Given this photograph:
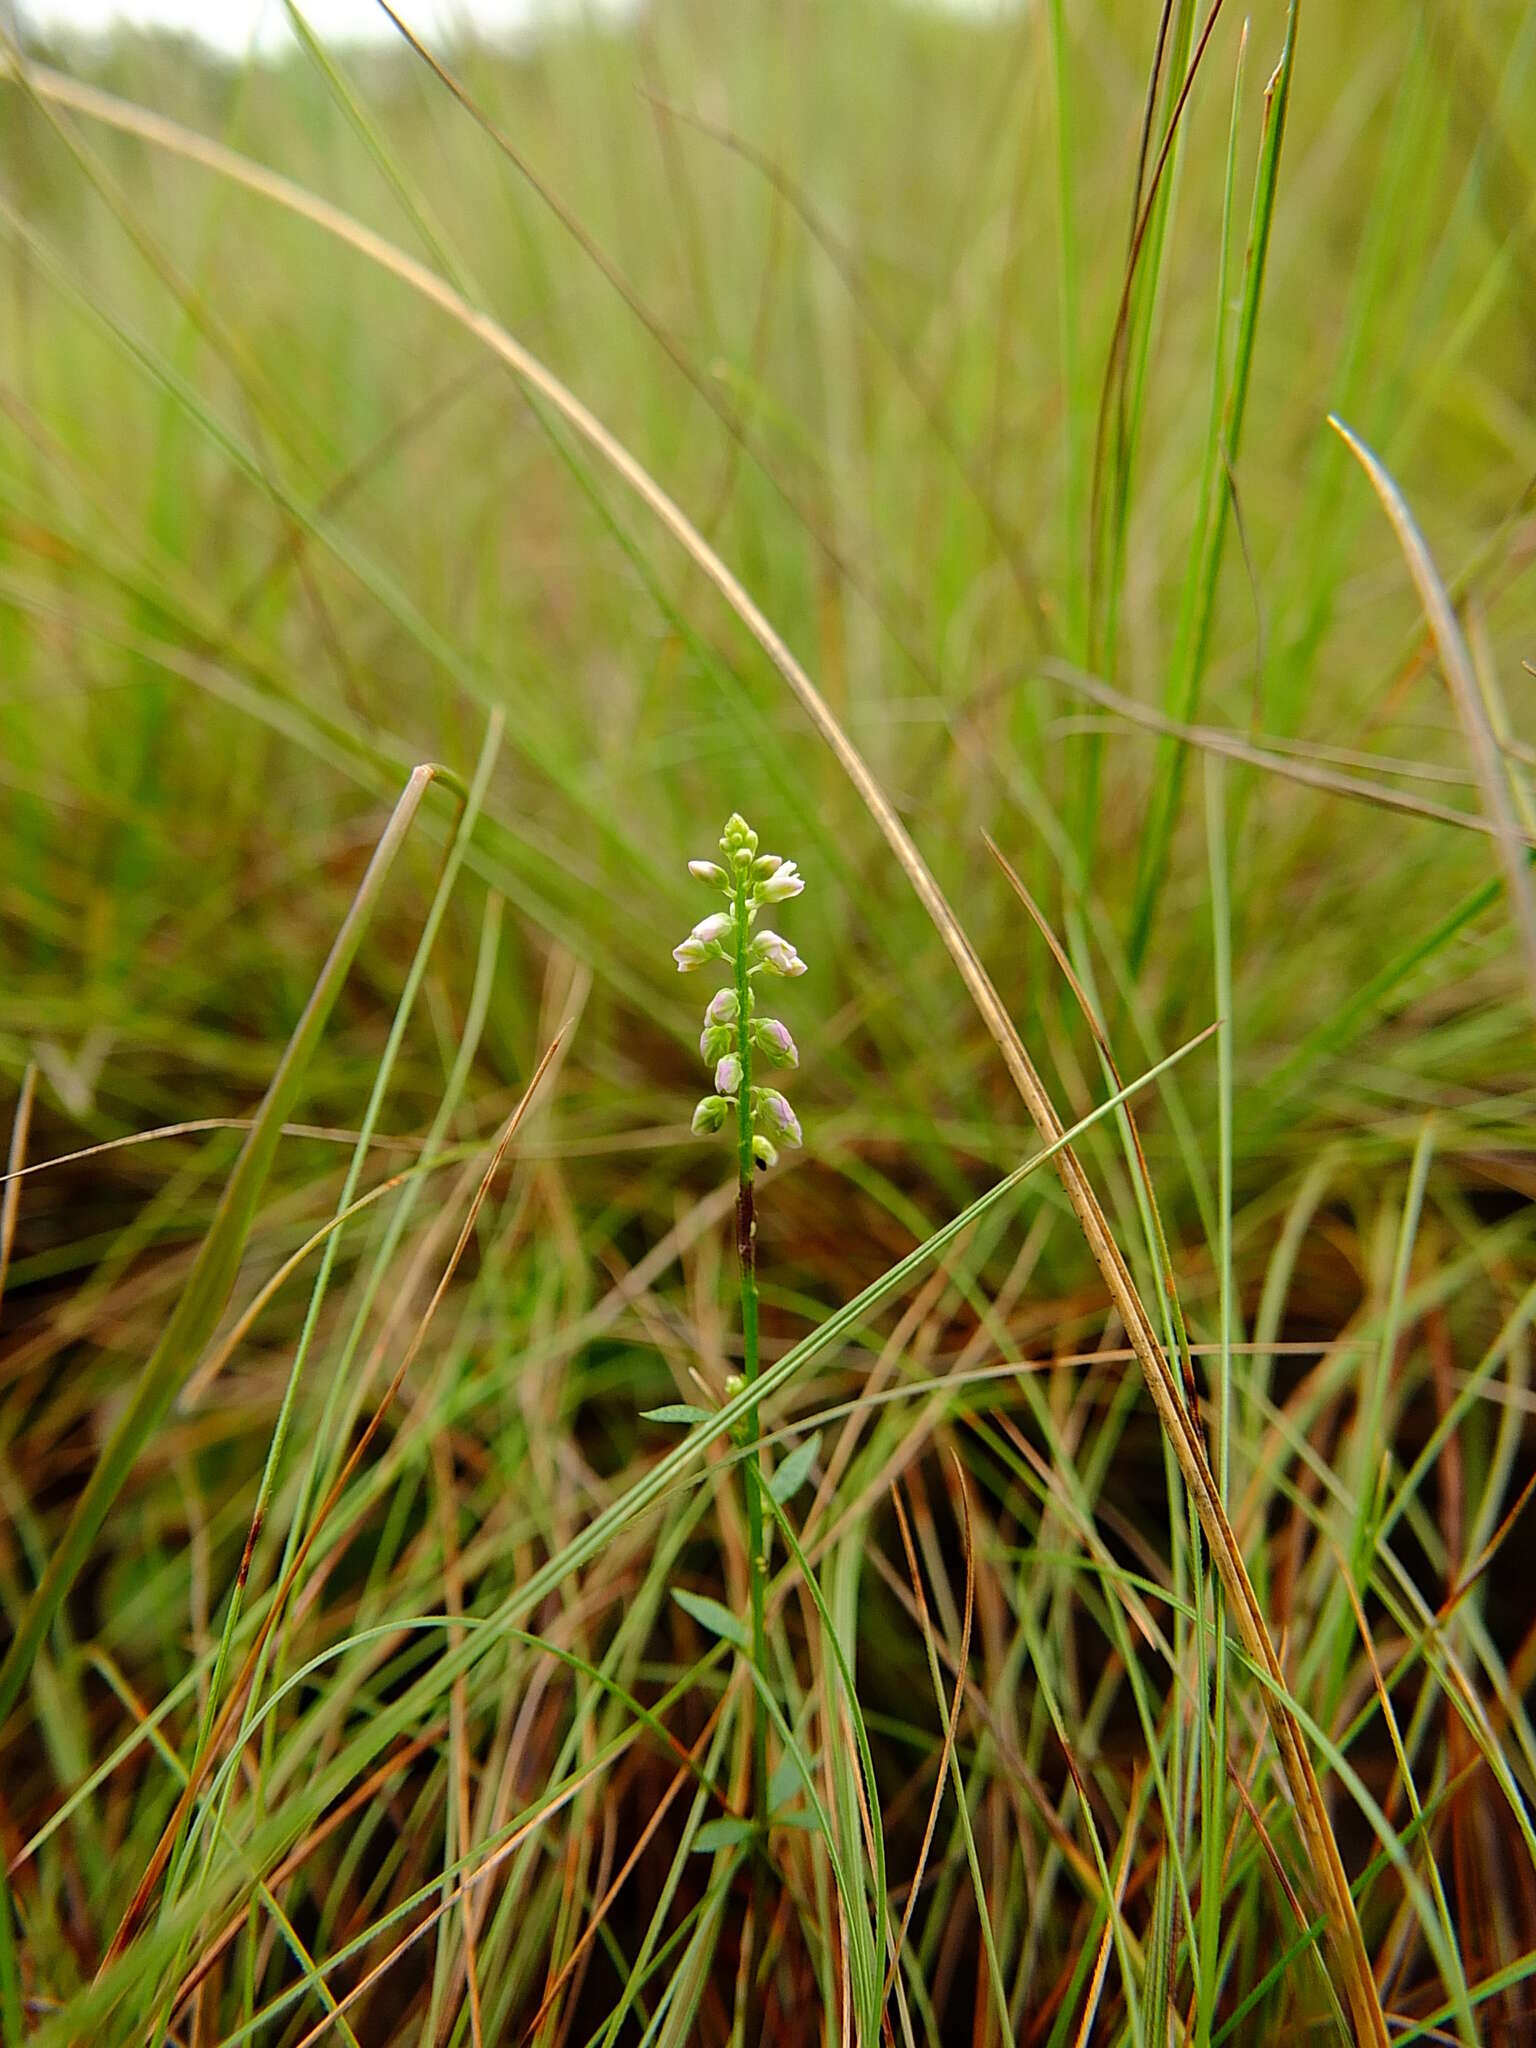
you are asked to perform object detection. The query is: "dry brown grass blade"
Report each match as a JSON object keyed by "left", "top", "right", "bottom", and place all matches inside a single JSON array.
[
  {"left": 0, "top": 1118, "right": 426, "bottom": 1186},
  {"left": 1034, "top": 658, "right": 1536, "bottom": 842},
  {"left": 1071, "top": 1778, "right": 1141, "bottom": 2048},
  {"left": 2, "top": 63, "right": 1386, "bottom": 2039},
  {"left": 1439, "top": 1467, "right": 1536, "bottom": 1623}
]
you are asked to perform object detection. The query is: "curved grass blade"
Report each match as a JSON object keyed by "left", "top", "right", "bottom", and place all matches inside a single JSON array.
[{"left": 1329, "top": 413, "right": 1536, "bottom": 1014}]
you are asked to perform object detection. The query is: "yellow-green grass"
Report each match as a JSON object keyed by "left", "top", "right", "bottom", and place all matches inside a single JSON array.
[{"left": 1, "top": 3, "right": 1534, "bottom": 2043}]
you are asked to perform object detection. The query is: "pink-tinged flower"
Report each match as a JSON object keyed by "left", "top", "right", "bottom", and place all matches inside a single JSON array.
[
  {"left": 750, "top": 930, "right": 806, "bottom": 977},
  {"left": 688, "top": 859, "right": 729, "bottom": 887},
  {"left": 691, "top": 1095, "right": 730, "bottom": 1135},
  {"left": 703, "top": 987, "right": 739, "bottom": 1026},
  {"left": 755, "top": 1089, "right": 802, "bottom": 1147},
  {"left": 714, "top": 1053, "right": 743, "bottom": 1096},
  {"left": 755, "top": 859, "right": 803, "bottom": 903},
  {"left": 672, "top": 911, "right": 732, "bottom": 972},
  {"left": 753, "top": 1017, "right": 798, "bottom": 1067}
]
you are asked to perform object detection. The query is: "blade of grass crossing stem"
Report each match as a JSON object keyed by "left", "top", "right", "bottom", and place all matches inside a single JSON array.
[
  {"left": 0, "top": 764, "right": 441, "bottom": 1727},
  {"left": 1329, "top": 415, "right": 1536, "bottom": 1014},
  {"left": 2, "top": 72, "right": 1388, "bottom": 2036},
  {"left": 161, "top": 718, "right": 501, "bottom": 1940},
  {"left": 1129, "top": 0, "right": 1299, "bottom": 971}
]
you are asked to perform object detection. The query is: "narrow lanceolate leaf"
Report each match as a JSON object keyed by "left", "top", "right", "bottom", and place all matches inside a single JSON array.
[
  {"left": 0, "top": 766, "right": 443, "bottom": 1726},
  {"left": 671, "top": 1589, "right": 749, "bottom": 1652},
  {"left": 689, "top": 1817, "right": 755, "bottom": 1854},
  {"left": 642, "top": 1404, "right": 715, "bottom": 1426},
  {"left": 768, "top": 1429, "right": 822, "bottom": 1505}
]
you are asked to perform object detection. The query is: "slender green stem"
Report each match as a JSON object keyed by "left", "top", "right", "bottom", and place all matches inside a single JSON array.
[{"left": 731, "top": 870, "right": 770, "bottom": 1843}]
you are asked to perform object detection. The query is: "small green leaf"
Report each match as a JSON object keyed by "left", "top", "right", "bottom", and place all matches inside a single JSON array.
[
  {"left": 691, "top": 1816, "right": 756, "bottom": 1854},
  {"left": 672, "top": 1588, "right": 749, "bottom": 1650},
  {"left": 642, "top": 1404, "right": 713, "bottom": 1426},
  {"left": 769, "top": 1430, "right": 822, "bottom": 1504},
  {"left": 768, "top": 1752, "right": 807, "bottom": 1810}
]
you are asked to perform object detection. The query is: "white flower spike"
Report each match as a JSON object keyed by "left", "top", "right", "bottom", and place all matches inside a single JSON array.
[{"left": 682, "top": 813, "right": 807, "bottom": 1169}]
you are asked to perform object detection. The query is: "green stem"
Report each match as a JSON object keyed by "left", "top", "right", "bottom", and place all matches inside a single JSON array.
[{"left": 732, "top": 871, "right": 770, "bottom": 1844}]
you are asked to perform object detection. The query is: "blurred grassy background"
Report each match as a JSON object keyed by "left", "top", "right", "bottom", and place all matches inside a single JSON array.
[{"left": 2, "top": 1, "right": 1535, "bottom": 2041}]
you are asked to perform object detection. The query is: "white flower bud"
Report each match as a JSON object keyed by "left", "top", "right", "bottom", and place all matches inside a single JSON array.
[
  {"left": 690, "top": 1095, "right": 731, "bottom": 1135},
  {"left": 753, "top": 1017, "right": 798, "bottom": 1067},
  {"left": 673, "top": 911, "right": 731, "bottom": 971},
  {"left": 754, "top": 1088, "right": 802, "bottom": 1147},
  {"left": 754, "top": 860, "right": 804, "bottom": 904},
  {"left": 751, "top": 1133, "right": 778, "bottom": 1171},
  {"left": 751, "top": 853, "right": 783, "bottom": 879},
  {"left": 688, "top": 859, "right": 730, "bottom": 887},
  {"left": 714, "top": 1052, "right": 743, "bottom": 1096},
  {"left": 720, "top": 812, "right": 758, "bottom": 858},
  {"left": 750, "top": 930, "right": 806, "bottom": 977},
  {"left": 703, "top": 987, "right": 739, "bottom": 1026}
]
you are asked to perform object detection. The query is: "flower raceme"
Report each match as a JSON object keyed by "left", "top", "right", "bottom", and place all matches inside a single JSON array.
[{"left": 676, "top": 813, "right": 805, "bottom": 1170}]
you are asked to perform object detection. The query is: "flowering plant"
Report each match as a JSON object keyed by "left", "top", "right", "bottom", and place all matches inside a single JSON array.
[
  {"left": 672, "top": 811, "right": 807, "bottom": 1848},
  {"left": 675, "top": 812, "right": 805, "bottom": 1172}
]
